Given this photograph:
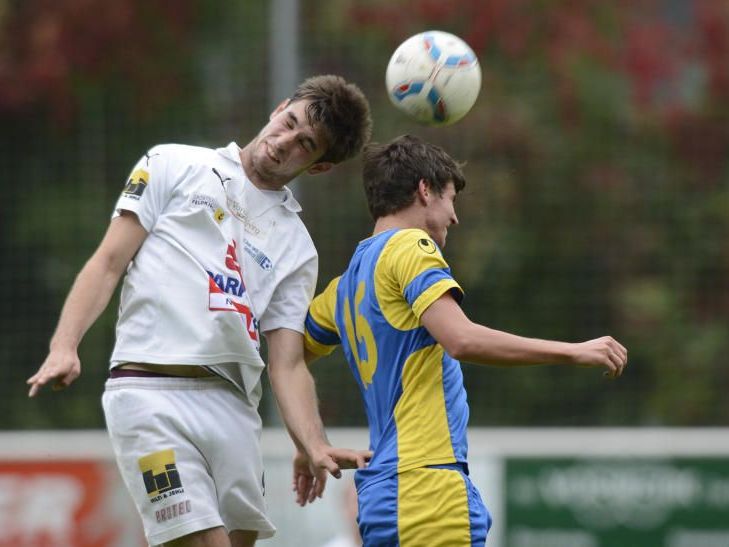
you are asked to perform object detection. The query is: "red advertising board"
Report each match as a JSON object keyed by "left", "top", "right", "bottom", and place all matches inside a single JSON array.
[{"left": 0, "top": 460, "right": 144, "bottom": 547}]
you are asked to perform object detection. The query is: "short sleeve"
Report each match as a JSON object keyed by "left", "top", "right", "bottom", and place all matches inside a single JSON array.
[
  {"left": 258, "top": 248, "right": 318, "bottom": 334},
  {"left": 304, "top": 277, "right": 341, "bottom": 357},
  {"left": 385, "top": 230, "right": 463, "bottom": 320},
  {"left": 113, "top": 145, "right": 173, "bottom": 231}
]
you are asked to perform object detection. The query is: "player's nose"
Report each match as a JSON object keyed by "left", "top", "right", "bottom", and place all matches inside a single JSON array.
[{"left": 276, "top": 131, "right": 297, "bottom": 150}]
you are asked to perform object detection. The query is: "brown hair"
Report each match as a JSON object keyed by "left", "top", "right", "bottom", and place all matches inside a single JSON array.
[
  {"left": 362, "top": 134, "right": 466, "bottom": 220},
  {"left": 290, "top": 75, "right": 372, "bottom": 164}
]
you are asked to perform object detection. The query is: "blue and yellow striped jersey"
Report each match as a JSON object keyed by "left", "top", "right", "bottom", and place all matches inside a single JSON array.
[{"left": 305, "top": 228, "right": 470, "bottom": 486}]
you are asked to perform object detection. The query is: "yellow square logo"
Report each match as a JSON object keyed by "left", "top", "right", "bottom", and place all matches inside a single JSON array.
[{"left": 138, "top": 449, "right": 182, "bottom": 498}]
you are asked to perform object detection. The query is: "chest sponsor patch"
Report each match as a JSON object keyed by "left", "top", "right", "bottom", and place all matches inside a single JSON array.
[{"left": 207, "top": 240, "right": 260, "bottom": 347}]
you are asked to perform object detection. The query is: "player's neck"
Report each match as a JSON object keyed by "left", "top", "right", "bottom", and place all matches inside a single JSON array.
[
  {"left": 238, "top": 143, "right": 288, "bottom": 191},
  {"left": 373, "top": 211, "right": 424, "bottom": 236}
]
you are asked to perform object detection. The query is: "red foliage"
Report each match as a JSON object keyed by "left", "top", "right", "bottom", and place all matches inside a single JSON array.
[
  {"left": 0, "top": 0, "right": 196, "bottom": 124},
  {"left": 623, "top": 21, "right": 678, "bottom": 108},
  {"left": 349, "top": 1, "right": 708, "bottom": 113},
  {"left": 695, "top": 0, "right": 729, "bottom": 101}
]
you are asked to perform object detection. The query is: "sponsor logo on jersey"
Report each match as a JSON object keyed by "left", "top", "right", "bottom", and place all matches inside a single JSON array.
[
  {"left": 190, "top": 193, "right": 226, "bottom": 223},
  {"left": 208, "top": 240, "right": 260, "bottom": 345},
  {"left": 190, "top": 193, "right": 220, "bottom": 211},
  {"left": 138, "top": 449, "right": 184, "bottom": 502},
  {"left": 225, "top": 197, "right": 263, "bottom": 236},
  {"left": 122, "top": 169, "right": 148, "bottom": 199},
  {"left": 418, "top": 238, "right": 436, "bottom": 254},
  {"left": 210, "top": 167, "right": 263, "bottom": 234},
  {"left": 212, "top": 167, "right": 231, "bottom": 187},
  {"left": 207, "top": 271, "right": 245, "bottom": 297},
  {"left": 144, "top": 151, "right": 160, "bottom": 164},
  {"left": 243, "top": 239, "right": 273, "bottom": 271}
]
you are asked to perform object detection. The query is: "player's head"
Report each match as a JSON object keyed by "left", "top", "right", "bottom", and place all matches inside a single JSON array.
[
  {"left": 244, "top": 75, "right": 372, "bottom": 188},
  {"left": 362, "top": 134, "right": 465, "bottom": 247},
  {"left": 288, "top": 75, "right": 372, "bottom": 164}
]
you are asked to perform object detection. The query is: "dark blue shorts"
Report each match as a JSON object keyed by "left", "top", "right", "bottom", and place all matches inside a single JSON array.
[{"left": 357, "top": 464, "right": 491, "bottom": 546}]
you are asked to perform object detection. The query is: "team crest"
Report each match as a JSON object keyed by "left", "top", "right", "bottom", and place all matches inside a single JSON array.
[
  {"left": 417, "top": 238, "right": 436, "bottom": 254},
  {"left": 123, "top": 169, "right": 149, "bottom": 198}
]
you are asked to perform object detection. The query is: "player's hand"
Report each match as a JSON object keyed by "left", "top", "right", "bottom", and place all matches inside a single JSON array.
[
  {"left": 292, "top": 450, "right": 318, "bottom": 507},
  {"left": 569, "top": 336, "right": 628, "bottom": 379},
  {"left": 292, "top": 446, "right": 371, "bottom": 506},
  {"left": 322, "top": 446, "right": 372, "bottom": 471},
  {"left": 27, "top": 349, "right": 81, "bottom": 397}
]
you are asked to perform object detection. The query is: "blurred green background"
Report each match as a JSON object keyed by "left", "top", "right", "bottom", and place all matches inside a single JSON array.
[{"left": 2, "top": 0, "right": 727, "bottom": 430}]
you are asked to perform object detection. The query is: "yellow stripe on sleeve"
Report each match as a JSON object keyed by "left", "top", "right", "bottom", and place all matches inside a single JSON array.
[
  {"left": 375, "top": 229, "right": 460, "bottom": 330},
  {"left": 304, "top": 276, "right": 341, "bottom": 356},
  {"left": 411, "top": 278, "right": 462, "bottom": 319},
  {"left": 304, "top": 330, "right": 336, "bottom": 357}
]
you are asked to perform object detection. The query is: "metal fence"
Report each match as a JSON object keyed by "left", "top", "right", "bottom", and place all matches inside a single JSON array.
[{"left": 2, "top": 0, "right": 728, "bottom": 430}]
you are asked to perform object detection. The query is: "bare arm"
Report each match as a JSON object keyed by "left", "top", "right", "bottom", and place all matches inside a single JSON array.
[
  {"left": 27, "top": 212, "right": 148, "bottom": 396},
  {"left": 420, "top": 293, "right": 627, "bottom": 377},
  {"left": 266, "top": 328, "right": 369, "bottom": 505},
  {"left": 267, "top": 328, "right": 331, "bottom": 458}
]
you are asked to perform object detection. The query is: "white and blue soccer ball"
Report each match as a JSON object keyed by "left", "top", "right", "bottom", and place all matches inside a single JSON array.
[{"left": 386, "top": 30, "right": 482, "bottom": 126}]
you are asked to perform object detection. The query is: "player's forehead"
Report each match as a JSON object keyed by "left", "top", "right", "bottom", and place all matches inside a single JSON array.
[
  {"left": 442, "top": 180, "right": 458, "bottom": 197},
  {"left": 283, "top": 99, "right": 330, "bottom": 151}
]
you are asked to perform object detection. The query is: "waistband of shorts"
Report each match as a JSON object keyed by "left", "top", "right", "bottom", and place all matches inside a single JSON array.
[
  {"left": 104, "top": 375, "right": 232, "bottom": 392},
  {"left": 356, "top": 461, "right": 470, "bottom": 493},
  {"left": 110, "top": 368, "right": 181, "bottom": 379},
  {"left": 426, "top": 462, "right": 470, "bottom": 475}
]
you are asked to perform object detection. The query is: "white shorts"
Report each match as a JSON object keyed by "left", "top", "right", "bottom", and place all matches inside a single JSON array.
[{"left": 102, "top": 376, "right": 276, "bottom": 546}]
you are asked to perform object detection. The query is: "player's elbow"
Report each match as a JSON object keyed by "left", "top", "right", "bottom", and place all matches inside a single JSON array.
[{"left": 440, "top": 331, "right": 473, "bottom": 362}]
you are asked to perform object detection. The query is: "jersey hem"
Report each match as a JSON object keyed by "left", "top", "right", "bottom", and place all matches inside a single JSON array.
[{"left": 109, "top": 353, "right": 264, "bottom": 368}]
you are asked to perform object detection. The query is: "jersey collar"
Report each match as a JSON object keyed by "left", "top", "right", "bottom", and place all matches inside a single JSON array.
[{"left": 216, "top": 142, "right": 302, "bottom": 214}]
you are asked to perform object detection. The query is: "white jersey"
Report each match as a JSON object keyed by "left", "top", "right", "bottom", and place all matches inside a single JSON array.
[{"left": 110, "top": 142, "right": 318, "bottom": 404}]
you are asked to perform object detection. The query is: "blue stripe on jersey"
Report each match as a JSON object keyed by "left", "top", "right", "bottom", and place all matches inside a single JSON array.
[
  {"left": 403, "top": 267, "right": 459, "bottom": 308},
  {"left": 305, "top": 312, "right": 340, "bottom": 346},
  {"left": 323, "top": 228, "right": 470, "bottom": 490},
  {"left": 441, "top": 352, "right": 470, "bottom": 464}
]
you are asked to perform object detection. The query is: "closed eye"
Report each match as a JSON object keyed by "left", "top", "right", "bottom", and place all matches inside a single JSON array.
[
  {"left": 299, "top": 138, "right": 315, "bottom": 153},
  {"left": 286, "top": 112, "right": 298, "bottom": 129}
]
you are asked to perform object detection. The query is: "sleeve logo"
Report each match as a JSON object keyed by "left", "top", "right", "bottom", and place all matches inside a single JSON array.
[
  {"left": 123, "top": 169, "right": 149, "bottom": 198},
  {"left": 417, "top": 238, "right": 436, "bottom": 254}
]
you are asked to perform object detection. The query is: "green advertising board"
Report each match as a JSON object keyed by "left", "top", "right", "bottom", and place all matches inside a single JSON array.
[{"left": 505, "top": 457, "right": 729, "bottom": 547}]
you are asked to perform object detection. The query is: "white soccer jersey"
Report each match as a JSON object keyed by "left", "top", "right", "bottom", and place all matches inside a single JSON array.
[{"left": 110, "top": 142, "right": 318, "bottom": 403}]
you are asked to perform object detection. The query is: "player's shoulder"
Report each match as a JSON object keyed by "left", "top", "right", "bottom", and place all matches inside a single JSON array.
[
  {"left": 322, "top": 275, "right": 342, "bottom": 294},
  {"left": 279, "top": 211, "right": 316, "bottom": 251},
  {"left": 144, "top": 143, "right": 217, "bottom": 164},
  {"left": 385, "top": 228, "right": 440, "bottom": 257}
]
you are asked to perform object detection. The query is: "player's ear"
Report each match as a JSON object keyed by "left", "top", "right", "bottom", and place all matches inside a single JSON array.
[
  {"left": 306, "top": 162, "right": 333, "bottom": 176},
  {"left": 270, "top": 99, "right": 290, "bottom": 120},
  {"left": 416, "top": 179, "right": 430, "bottom": 204}
]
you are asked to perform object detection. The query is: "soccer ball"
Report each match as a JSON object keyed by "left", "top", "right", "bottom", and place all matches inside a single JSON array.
[{"left": 386, "top": 30, "right": 481, "bottom": 126}]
